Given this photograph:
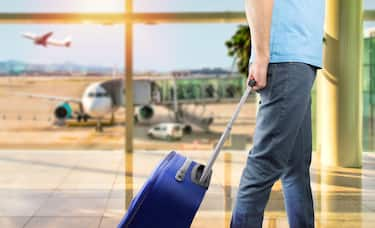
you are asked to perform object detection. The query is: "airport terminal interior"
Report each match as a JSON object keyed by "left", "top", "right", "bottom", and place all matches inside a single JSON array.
[{"left": 0, "top": 0, "right": 375, "bottom": 227}]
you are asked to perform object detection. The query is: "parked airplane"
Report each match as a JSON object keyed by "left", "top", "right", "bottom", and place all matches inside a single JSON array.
[
  {"left": 20, "top": 79, "right": 155, "bottom": 131},
  {"left": 22, "top": 32, "right": 72, "bottom": 48},
  {"left": 19, "top": 74, "right": 247, "bottom": 132}
]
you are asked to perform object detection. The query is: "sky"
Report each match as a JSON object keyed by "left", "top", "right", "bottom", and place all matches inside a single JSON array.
[{"left": 0, "top": 0, "right": 374, "bottom": 72}]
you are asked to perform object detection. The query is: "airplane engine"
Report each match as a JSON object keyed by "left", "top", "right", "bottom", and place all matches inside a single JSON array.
[
  {"left": 135, "top": 105, "right": 154, "bottom": 122},
  {"left": 54, "top": 102, "right": 72, "bottom": 120}
]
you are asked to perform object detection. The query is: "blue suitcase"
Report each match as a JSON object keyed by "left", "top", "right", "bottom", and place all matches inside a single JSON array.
[{"left": 118, "top": 81, "right": 256, "bottom": 228}]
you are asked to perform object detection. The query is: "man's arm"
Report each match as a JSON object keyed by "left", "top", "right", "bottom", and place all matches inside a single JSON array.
[{"left": 245, "top": 0, "right": 274, "bottom": 90}]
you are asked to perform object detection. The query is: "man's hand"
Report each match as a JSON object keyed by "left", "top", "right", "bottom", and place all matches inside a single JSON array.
[
  {"left": 248, "top": 57, "right": 269, "bottom": 91},
  {"left": 245, "top": 0, "right": 274, "bottom": 90}
]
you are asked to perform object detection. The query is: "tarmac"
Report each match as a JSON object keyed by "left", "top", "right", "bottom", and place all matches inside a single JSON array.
[
  {"left": 0, "top": 76, "right": 257, "bottom": 151},
  {"left": 0, "top": 149, "right": 374, "bottom": 228}
]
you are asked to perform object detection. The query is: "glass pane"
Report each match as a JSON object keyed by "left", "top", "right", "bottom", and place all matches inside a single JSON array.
[
  {"left": 0, "top": 24, "right": 124, "bottom": 150},
  {"left": 131, "top": 23, "right": 256, "bottom": 152},
  {"left": 0, "top": 24, "right": 124, "bottom": 67},
  {"left": 134, "top": 24, "right": 239, "bottom": 72}
]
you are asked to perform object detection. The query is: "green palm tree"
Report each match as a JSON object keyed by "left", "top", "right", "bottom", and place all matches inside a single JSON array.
[{"left": 225, "top": 25, "right": 251, "bottom": 76}]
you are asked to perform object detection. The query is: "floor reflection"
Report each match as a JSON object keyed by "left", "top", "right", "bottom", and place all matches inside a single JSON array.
[
  {"left": 223, "top": 152, "right": 233, "bottom": 228},
  {"left": 124, "top": 152, "right": 134, "bottom": 209},
  {"left": 123, "top": 151, "right": 375, "bottom": 227},
  {"left": 0, "top": 149, "right": 373, "bottom": 227}
]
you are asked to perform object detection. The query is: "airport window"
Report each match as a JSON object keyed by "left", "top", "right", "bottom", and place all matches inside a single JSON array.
[
  {"left": 134, "top": 24, "right": 240, "bottom": 74},
  {"left": 0, "top": 3, "right": 251, "bottom": 157},
  {"left": 1, "top": 9, "right": 373, "bottom": 153},
  {"left": 1, "top": 3, "right": 375, "bottom": 228}
]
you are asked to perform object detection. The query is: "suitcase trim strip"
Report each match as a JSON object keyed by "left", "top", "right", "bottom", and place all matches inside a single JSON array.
[{"left": 175, "top": 158, "right": 192, "bottom": 182}]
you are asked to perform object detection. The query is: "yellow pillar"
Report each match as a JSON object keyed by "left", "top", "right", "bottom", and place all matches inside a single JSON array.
[
  {"left": 125, "top": 0, "right": 134, "bottom": 153},
  {"left": 317, "top": 0, "right": 363, "bottom": 167},
  {"left": 124, "top": 0, "right": 134, "bottom": 210}
]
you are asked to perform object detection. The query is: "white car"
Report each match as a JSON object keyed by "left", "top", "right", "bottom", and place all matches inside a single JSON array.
[{"left": 147, "top": 123, "right": 184, "bottom": 140}]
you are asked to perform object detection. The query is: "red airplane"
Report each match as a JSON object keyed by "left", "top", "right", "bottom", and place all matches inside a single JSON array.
[{"left": 22, "top": 32, "right": 71, "bottom": 48}]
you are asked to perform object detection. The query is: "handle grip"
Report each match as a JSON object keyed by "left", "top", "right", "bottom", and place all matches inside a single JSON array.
[{"left": 248, "top": 79, "right": 257, "bottom": 87}]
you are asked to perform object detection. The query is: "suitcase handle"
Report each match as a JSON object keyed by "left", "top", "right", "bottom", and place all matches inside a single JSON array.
[{"left": 199, "top": 79, "right": 256, "bottom": 184}]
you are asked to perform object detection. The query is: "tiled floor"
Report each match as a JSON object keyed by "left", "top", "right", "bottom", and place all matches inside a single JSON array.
[{"left": 0, "top": 149, "right": 374, "bottom": 228}]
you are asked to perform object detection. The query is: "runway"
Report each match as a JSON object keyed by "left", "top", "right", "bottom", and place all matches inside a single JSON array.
[{"left": 0, "top": 149, "right": 374, "bottom": 227}]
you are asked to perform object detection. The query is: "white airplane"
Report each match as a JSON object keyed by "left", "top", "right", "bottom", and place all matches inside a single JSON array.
[
  {"left": 22, "top": 32, "right": 72, "bottom": 48},
  {"left": 20, "top": 79, "right": 155, "bottom": 131},
  {"left": 19, "top": 75, "right": 245, "bottom": 132}
]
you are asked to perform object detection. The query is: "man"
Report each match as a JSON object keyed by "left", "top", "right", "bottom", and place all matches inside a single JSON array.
[{"left": 231, "top": 0, "right": 325, "bottom": 227}]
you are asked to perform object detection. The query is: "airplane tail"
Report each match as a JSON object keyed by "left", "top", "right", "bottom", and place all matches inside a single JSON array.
[{"left": 64, "top": 36, "right": 72, "bottom": 48}]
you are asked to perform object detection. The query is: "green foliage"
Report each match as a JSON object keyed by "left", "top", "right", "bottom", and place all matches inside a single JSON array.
[{"left": 225, "top": 25, "right": 251, "bottom": 76}]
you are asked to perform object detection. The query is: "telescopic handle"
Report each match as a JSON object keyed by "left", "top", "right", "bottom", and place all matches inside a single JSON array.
[{"left": 199, "top": 79, "right": 256, "bottom": 184}]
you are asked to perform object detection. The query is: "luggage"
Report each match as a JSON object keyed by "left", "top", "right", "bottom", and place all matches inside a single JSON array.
[{"left": 118, "top": 80, "right": 257, "bottom": 228}]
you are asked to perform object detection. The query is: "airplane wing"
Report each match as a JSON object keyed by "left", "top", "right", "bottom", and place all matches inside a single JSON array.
[
  {"left": 40, "top": 32, "right": 53, "bottom": 42},
  {"left": 15, "top": 93, "right": 81, "bottom": 104},
  {"left": 22, "top": 33, "right": 37, "bottom": 40}
]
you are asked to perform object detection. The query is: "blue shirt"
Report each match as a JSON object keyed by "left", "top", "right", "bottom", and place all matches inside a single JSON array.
[{"left": 250, "top": 0, "right": 326, "bottom": 68}]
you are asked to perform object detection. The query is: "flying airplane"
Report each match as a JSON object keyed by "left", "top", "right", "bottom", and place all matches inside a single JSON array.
[{"left": 22, "top": 32, "right": 72, "bottom": 48}]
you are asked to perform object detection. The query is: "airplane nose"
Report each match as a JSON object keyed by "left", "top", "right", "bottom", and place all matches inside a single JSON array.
[{"left": 84, "top": 98, "right": 111, "bottom": 117}]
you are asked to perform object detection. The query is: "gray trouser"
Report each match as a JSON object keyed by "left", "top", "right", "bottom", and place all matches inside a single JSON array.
[{"left": 231, "top": 63, "right": 317, "bottom": 228}]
